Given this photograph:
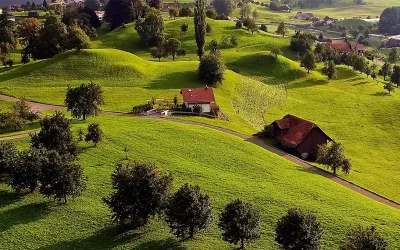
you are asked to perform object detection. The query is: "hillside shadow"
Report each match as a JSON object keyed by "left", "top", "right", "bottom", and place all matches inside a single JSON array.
[
  {"left": 0, "top": 190, "right": 21, "bottom": 208},
  {"left": 146, "top": 71, "right": 201, "bottom": 89},
  {"left": 0, "top": 202, "right": 50, "bottom": 233},
  {"left": 287, "top": 79, "right": 328, "bottom": 89},
  {"left": 371, "top": 91, "right": 390, "bottom": 96},
  {"left": 352, "top": 81, "right": 369, "bottom": 86},
  {"left": 38, "top": 226, "right": 186, "bottom": 250}
]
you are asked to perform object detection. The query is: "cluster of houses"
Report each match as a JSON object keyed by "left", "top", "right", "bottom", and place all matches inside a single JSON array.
[
  {"left": 322, "top": 41, "right": 365, "bottom": 55},
  {"left": 294, "top": 11, "right": 334, "bottom": 26}
]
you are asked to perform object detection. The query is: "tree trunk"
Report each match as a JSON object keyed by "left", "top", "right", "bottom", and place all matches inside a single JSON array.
[
  {"left": 172, "top": 54, "right": 175, "bottom": 61},
  {"left": 83, "top": 112, "right": 86, "bottom": 121},
  {"left": 64, "top": 196, "right": 67, "bottom": 204},
  {"left": 333, "top": 167, "right": 337, "bottom": 175},
  {"left": 240, "top": 238, "right": 244, "bottom": 249}
]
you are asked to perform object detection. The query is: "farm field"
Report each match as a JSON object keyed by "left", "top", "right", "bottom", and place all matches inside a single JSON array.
[{"left": 1, "top": 115, "right": 400, "bottom": 249}]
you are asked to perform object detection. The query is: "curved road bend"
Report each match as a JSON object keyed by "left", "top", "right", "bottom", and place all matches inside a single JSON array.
[{"left": 1, "top": 94, "right": 400, "bottom": 210}]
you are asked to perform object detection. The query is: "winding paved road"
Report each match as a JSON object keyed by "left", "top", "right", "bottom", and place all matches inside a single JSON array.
[{"left": 1, "top": 94, "right": 400, "bottom": 210}]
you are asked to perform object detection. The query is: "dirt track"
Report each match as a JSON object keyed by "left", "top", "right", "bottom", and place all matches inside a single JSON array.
[{"left": 1, "top": 95, "right": 400, "bottom": 210}]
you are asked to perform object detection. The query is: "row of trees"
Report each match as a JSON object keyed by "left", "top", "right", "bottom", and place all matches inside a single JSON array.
[{"left": 104, "top": 161, "right": 387, "bottom": 249}]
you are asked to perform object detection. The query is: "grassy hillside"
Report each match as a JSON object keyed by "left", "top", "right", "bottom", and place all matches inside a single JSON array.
[{"left": 1, "top": 115, "right": 400, "bottom": 249}]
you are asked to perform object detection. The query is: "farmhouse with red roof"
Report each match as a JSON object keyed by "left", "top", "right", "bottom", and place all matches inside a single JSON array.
[
  {"left": 180, "top": 86, "right": 216, "bottom": 113},
  {"left": 323, "top": 42, "right": 365, "bottom": 55},
  {"left": 266, "top": 114, "right": 332, "bottom": 159}
]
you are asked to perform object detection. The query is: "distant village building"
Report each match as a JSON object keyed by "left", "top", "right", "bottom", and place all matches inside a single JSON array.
[
  {"left": 323, "top": 41, "right": 364, "bottom": 55},
  {"left": 95, "top": 11, "right": 105, "bottom": 21},
  {"left": 294, "top": 12, "right": 314, "bottom": 20},
  {"left": 180, "top": 87, "right": 216, "bottom": 113},
  {"left": 265, "top": 114, "right": 332, "bottom": 159},
  {"left": 324, "top": 16, "right": 334, "bottom": 25}
]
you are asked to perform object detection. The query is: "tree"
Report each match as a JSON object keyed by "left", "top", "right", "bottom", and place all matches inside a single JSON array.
[
  {"left": 218, "top": 199, "right": 261, "bottom": 249},
  {"left": 65, "top": 82, "right": 104, "bottom": 120},
  {"left": 67, "top": 26, "right": 91, "bottom": 52},
  {"left": 209, "top": 39, "right": 219, "bottom": 55},
  {"left": 260, "top": 24, "right": 267, "bottom": 32},
  {"left": 379, "top": 62, "right": 391, "bottom": 81},
  {"left": 388, "top": 48, "right": 398, "bottom": 63},
  {"left": 85, "top": 123, "right": 103, "bottom": 146},
  {"left": 206, "top": 8, "right": 217, "bottom": 19},
  {"left": 379, "top": 7, "right": 400, "bottom": 35},
  {"left": 276, "top": 22, "right": 287, "bottom": 37},
  {"left": 240, "top": 3, "right": 251, "bottom": 19},
  {"left": 61, "top": 9, "right": 97, "bottom": 37},
  {"left": 247, "top": 19, "right": 258, "bottom": 35},
  {"left": 80, "top": 6, "right": 102, "bottom": 29},
  {"left": 316, "top": 141, "right": 351, "bottom": 175},
  {"left": 165, "top": 38, "right": 182, "bottom": 61},
  {"left": 350, "top": 29, "right": 359, "bottom": 39},
  {"left": 39, "top": 150, "right": 86, "bottom": 203},
  {"left": 148, "top": 0, "right": 162, "bottom": 9},
  {"left": 269, "top": 0, "right": 280, "bottom": 10},
  {"left": 194, "top": 0, "right": 207, "bottom": 60},
  {"left": 384, "top": 81, "right": 395, "bottom": 94},
  {"left": 271, "top": 47, "right": 281, "bottom": 59},
  {"left": 19, "top": 18, "right": 42, "bottom": 59},
  {"left": 9, "top": 148, "right": 47, "bottom": 193},
  {"left": 85, "top": 0, "right": 101, "bottom": 10},
  {"left": 165, "top": 183, "right": 213, "bottom": 239},
  {"left": 275, "top": 208, "right": 323, "bottom": 250},
  {"left": 236, "top": 20, "right": 243, "bottom": 29},
  {"left": 322, "top": 60, "right": 336, "bottom": 80},
  {"left": 104, "top": 0, "right": 133, "bottom": 30},
  {"left": 150, "top": 45, "right": 167, "bottom": 61},
  {"left": 301, "top": 50, "right": 316, "bottom": 73},
  {"left": 340, "top": 226, "right": 387, "bottom": 250},
  {"left": 391, "top": 65, "right": 400, "bottom": 87},
  {"left": 169, "top": 8, "right": 178, "bottom": 19},
  {"left": 252, "top": 9, "right": 259, "bottom": 21},
  {"left": 31, "top": 112, "right": 77, "bottom": 155},
  {"left": 212, "top": 0, "right": 234, "bottom": 16},
  {"left": 198, "top": 53, "right": 225, "bottom": 85},
  {"left": 11, "top": 98, "right": 38, "bottom": 123},
  {"left": 364, "top": 65, "right": 372, "bottom": 78},
  {"left": 206, "top": 23, "right": 212, "bottom": 34},
  {"left": 180, "top": 23, "right": 188, "bottom": 32},
  {"left": 135, "top": 13, "right": 164, "bottom": 47},
  {"left": 179, "top": 5, "right": 193, "bottom": 17},
  {"left": 104, "top": 162, "right": 173, "bottom": 228},
  {"left": 0, "top": 142, "right": 19, "bottom": 181}
]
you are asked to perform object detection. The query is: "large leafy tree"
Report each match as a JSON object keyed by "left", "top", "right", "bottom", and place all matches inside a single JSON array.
[
  {"left": 316, "top": 141, "right": 351, "bottom": 175},
  {"left": 104, "top": 0, "right": 133, "bottom": 30},
  {"left": 19, "top": 18, "right": 42, "bottom": 59},
  {"left": 276, "top": 22, "right": 287, "bottom": 37},
  {"left": 388, "top": 48, "right": 398, "bottom": 63},
  {"left": 218, "top": 199, "right": 261, "bottom": 249},
  {"left": 198, "top": 53, "right": 225, "bottom": 85},
  {"left": 67, "top": 26, "right": 91, "bottom": 51},
  {"left": 301, "top": 50, "right": 316, "bottom": 73},
  {"left": 80, "top": 6, "right": 102, "bottom": 29},
  {"left": 0, "top": 142, "right": 19, "bottom": 181},
  {"left": 165, "top": 183, "right": 213, "bottom": 239},
  {"left": 322, "top": 60, "right": 336, "bottom": 80},
  {"left": 212, "top": 0, "right": 234, "bottom": 16},
  {"left": 194, "top": 0, "right": 206, "bottom": 60},
  {"left": 379, "top": 62, "right": 392, "bottom": 81},
  {"left": 135, "top": 13, "right": 164, "bottom": 47},
  {"left": 391, "top": 65, "right": 400, "bottom": 87},
  {"left": 340, "top": 226, "right": 387, "bottom": 250},
  {"left": 240, "top": 3, "right": 251, "bottom": 19},
  {"left": 8, "top": 148, "right": 46, "bottom": 193},
  {"left": 379, "top": 7, "right": 400, "bottom": 35},
  {"left": 275, "top": 208, "right": 323, "bottom": 250},
  {"left": 247, "top": 19, "right": 258, "bottom": 35},
  {"left": 31, "top": 112, "right": 77, "bottom": 155},
  {"left": 65, "top": 82, "right": 104, "bottom": 120},
  {"left": 39, "top": 150, "right": 86, "bottom": 203},
  {"left": 164, "top": 38, "right": 181, "bottom": 61},
  {"left": 104, "top": 162, "right": 172, "bottom": 228}
]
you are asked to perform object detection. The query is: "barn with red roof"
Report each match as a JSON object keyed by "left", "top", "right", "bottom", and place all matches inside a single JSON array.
[
  {"left": 180, "top": 86, "right": 216, "bottom": 113},
  {"left": 267, "top": 114, "right": 332, "bottom": 159}
]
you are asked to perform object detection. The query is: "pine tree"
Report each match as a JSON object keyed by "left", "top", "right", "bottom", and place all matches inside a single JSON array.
[{"left": 194, "top": 0, "right": 206, "bottom": 60}]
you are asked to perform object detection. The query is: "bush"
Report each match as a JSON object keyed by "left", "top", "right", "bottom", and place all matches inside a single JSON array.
[
  {"left": 192, "top": 105, "right": 203, "bottom": 113},
  {"left": 85, "top": 123, "right": 103, "bottom": 147},
  {"left": 215, "top": 14, "right": 229, "bottom": 20},
  {"left": 132, "top": 103, "right": 152, "bottom": 114},
  {"left": 260, "top": 24, "right": 267, "bottom": 32},
  {"left": 181, "top": 23, "right": 188, "bottom": 32},
  {"left": 340, "top": 226, "right": 387, "bottom": 250},
  {"left": 236, "top": 21, "right": 243, "bottom": 29},
  {"left": 198, "top": 53, "right": 225, "bottom": 85},
  {"left": 206, "top": 23, "right": 212, "bottom": 34},
  {"left": 206, "top": 8, "right": 217, "bottom": 19}
]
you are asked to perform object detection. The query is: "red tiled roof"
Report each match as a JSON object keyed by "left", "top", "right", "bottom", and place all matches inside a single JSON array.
[
  {"left": 181, "top": 87, "right": 215, "bottom": 103},
  {"left": 323, "top": 42, "right": 352, "bottom": 53},
  {"left": 352, "top": 43, "right": 365, "bottom": 51},
  {"left": 274, "top": 115, "right": 320, "bottom": 147}
]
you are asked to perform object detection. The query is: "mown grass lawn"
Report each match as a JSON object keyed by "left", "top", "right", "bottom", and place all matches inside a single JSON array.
[{"left": 1, "top": 115, "right": 400, "bottom": 250}]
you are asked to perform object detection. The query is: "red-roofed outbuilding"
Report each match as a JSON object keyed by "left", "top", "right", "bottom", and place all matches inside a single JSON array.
[
  {"left": 266, "top": 114, "right": 332, "bottom": 159},
  {"left": 180, "top": 86, "right": 216, "bottom": 113}
]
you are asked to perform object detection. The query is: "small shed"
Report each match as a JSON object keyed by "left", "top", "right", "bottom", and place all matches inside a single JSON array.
[
  {"left": 266, "top": 114, "right": 332, "bottom": 159},
  {"left": 180, "top": 86, "right": 216, "bottom": 113}
]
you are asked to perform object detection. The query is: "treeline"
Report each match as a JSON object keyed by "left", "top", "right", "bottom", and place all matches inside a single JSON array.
[
  {"left": 269, "top": 0, "right": 364, "bottom": 9},
  {"left": 103, "top": 160, "right": 389, "bottom": 249}
]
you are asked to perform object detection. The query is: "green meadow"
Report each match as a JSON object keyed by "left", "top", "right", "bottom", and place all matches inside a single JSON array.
[{"left": 1, "top": 115, "right": 400, "bottom": 249}]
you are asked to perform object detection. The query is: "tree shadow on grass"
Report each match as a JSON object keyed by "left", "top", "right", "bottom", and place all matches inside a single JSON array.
[
  {"left": 38, "top": 226, "right": 186, "bottom": 250},
  {"left": 287, "top": 79, "right": 328, "bottom": 89},
  {"left": 352, "top": 81, "right": 370, "bottom": 86},
  {"left": 371, "top": 91, "right": 390, "bottom": 97},
  {"left": 0, "top": 202, "right": 50, "bottom": 233},
  {"left": 145, "top": 71, "right": 202, "bottom": 90},
  {"left": 0, "top": 190, "right": 21, "bottom": 208}
]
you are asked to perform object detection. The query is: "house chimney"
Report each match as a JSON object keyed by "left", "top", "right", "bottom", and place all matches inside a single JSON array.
[{"left": 205, "top": 85, "right": 208, "bottom": 89}]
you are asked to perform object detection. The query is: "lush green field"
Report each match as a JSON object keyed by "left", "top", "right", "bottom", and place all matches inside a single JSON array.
[{"left": 1, "top": 115, "right": 400, "bottom": 249}]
